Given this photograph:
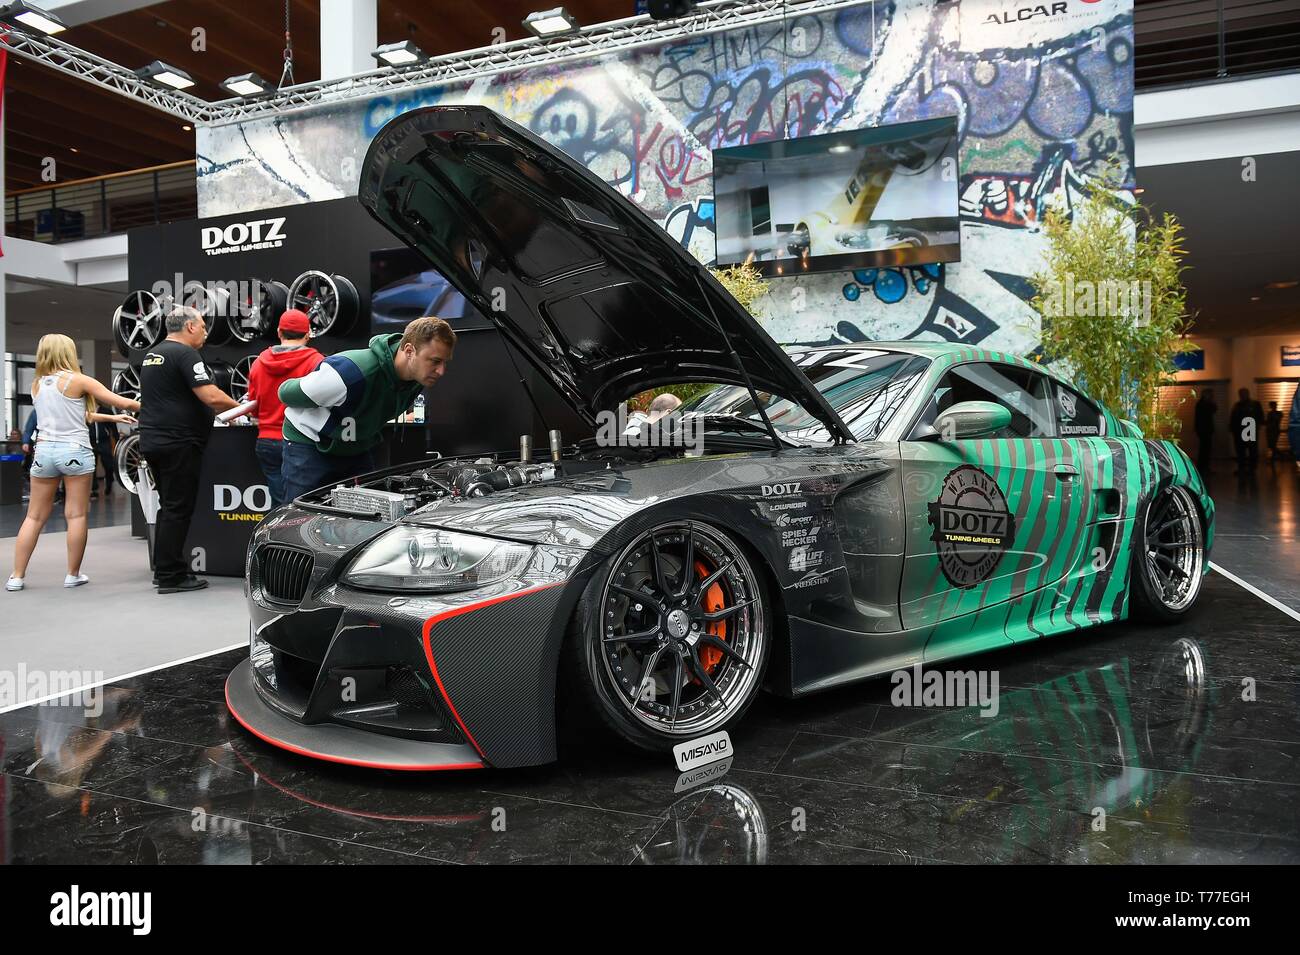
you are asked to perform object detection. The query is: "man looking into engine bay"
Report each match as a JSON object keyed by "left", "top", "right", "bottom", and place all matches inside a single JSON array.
[{"left": 278, "top": 316, "right": 456, "bottom": 503}]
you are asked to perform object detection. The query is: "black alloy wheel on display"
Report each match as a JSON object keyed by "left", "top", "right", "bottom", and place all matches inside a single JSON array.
[
  {"left": 566, "top": 520, "right": 770, "bottom": 751},
  {"left": 112, "top": 290, "right": 166, "bottom": 358},
  {"left": 287, "top": 270, "right": 359, "bottom": 337},
  {"left": 227, "top": 279, "right": 289, "bottom": 344},
  {"left": 182, "top": 285, "right": 234, "bottom": 346},
  {"left": 206, "top": 358, "right": 235, "bottom": 397},
  {"left": 112, "top": 366, "right": 141, "bottom": 405},
  {"left": 1129, "top": 484, "right": 1205, "bottom": 622},
  {"left": 230, "top": 354, "right": 257, "bottom": 403}
]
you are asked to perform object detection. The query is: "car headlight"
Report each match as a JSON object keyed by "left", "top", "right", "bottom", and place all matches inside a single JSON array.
[{"left": 342, "top": 527, "right": 533, "bottom": 592}]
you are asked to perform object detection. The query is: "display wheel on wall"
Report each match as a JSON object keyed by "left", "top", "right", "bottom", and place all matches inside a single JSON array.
[
  {"left": 287, "top": 270, "right": 358, "bottom": 337},
  {"left": 182, "top": 285, "right": 233, "bottom": 346},
  {"left": 112, "top": 291, "right": 166, "bottom": 358},
  {"left": 112, "top": 366, "right": 141, "bottom": 405},
  {"left": 230, "top": 354, "right": 257, "bottom": 403},
  {"left": 115, "top": 433, "right": 147, "bottom": 495},
  {"left": 206, "top": 357, "right": 235, "bottom": 396},
  {"left": 228, "top": 279, "right": 289, "bottom": 344}
]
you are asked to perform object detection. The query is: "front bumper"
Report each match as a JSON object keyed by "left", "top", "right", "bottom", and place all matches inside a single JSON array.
[{"left": 228, "top": 507, "right": 589, "bottom": 770}]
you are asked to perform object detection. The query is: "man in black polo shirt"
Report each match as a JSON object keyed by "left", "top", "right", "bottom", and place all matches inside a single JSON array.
[{"left": 138, "top": 306, "right": 240, "bottom": 593}]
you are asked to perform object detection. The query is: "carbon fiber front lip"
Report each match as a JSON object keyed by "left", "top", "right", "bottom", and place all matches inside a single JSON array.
[{"left": 225, "top": 659, "right": 486, "bottom": 771}]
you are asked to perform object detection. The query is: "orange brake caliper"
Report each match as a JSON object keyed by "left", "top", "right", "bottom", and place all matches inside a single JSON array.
[{"left": 693, "top": 559, "right": 727, "bottom": 678}]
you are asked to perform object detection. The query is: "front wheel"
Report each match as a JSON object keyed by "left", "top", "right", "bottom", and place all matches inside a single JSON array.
[
  {"left": 565, "top": 521, "right": 770, "bottom": 752},
  {"left": 1129, "top": 484, "right": 1205, "bottom": 622}
]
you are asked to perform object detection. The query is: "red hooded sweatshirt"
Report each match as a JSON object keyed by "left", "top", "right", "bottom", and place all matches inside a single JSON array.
[{"left": 246, "top": 343, "right": 324, "bottom": 440}]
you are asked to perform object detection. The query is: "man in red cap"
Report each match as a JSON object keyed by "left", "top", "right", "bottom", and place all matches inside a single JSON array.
[{"left": 245, "top": 309, "right": 324, "bottom": 508}]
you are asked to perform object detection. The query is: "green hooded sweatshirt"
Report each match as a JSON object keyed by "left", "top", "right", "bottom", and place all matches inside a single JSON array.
[{"left": 278, "top": 334, "right": 422, "bottom": 456}]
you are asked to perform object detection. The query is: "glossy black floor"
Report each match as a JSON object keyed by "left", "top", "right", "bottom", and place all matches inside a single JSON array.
[{"left": 2, "top": 571, "right": 1297, "bottom": 864}]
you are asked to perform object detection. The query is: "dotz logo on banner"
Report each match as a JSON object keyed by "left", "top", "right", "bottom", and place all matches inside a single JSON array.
[
  {"left": 201, "top": 217, "right": 287, "bottom": 256},
  {"left": 927, "top": 465, "right": 1016, "bottom": 589}
]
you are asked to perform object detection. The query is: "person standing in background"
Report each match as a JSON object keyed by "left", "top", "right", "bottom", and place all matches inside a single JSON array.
[
  {"left": 1193, "top": 389, "right": 1216, "bottom": 476},
  {"left": 137, "top": 306, "right": 240, "bottom": 594},
  {"left": 91, "top": 419, "right": 118, "bottom": 498},
  {"left": 1229, "top": 387, "right": 1264, "bottom": 475},
  {"left": 245, "top": 309, "right": 323, "bottom": 509},
  {"left": 7, "top": 334, "right": 138, "bottom": 592},
  {"left": 1264, "top": 400, "right": 1282, "bottom": 462}
]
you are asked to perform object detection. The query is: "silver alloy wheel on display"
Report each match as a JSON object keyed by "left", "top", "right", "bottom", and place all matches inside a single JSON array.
[
  {"left": 111, "top": 366, "right": 141, "bottom": 404},
  {"left": 287, "top": 270, "right": 358, "bottom": 337},
  {"left": 1142, "top": 485, "right": 1204, "bottom": 612},
  {"left": 115, "top": 433, "right": 147, "bottom": 495},
  {"left": 230, "top": 355, "right": 256, "bottom": 403},
  {"left": 112, "top": 291, "right": 165, "bottom": 357},
  {"left": 599, "top": 521, "right": 765, "bottom": 737},
  {"left": 227, "top": 279, "right": 289, "bottom": 344}
]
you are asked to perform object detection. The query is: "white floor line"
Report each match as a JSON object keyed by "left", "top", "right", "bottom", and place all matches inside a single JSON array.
[
  {"left": 1210, "top": 561, "right": 1300, "bottom": 625},
  {"left": 0, "top": 642, "right": 246, "bottom": 715}
]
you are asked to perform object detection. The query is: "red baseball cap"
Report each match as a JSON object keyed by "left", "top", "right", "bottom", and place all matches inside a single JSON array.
[{"left": 279, "top": 309, "right": 311, "bottom": 335}]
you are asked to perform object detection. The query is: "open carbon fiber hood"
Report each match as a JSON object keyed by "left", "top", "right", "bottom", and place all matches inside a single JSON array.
[{"left": 357, "top": 105, "right": 853, "bottom": 442}]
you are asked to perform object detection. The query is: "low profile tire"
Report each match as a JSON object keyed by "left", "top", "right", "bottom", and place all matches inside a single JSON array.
[
  {"left": 1129, "top": 484, "right": 1206, "bottom": 623},
  {"left": 563, "top": 521, "right": 770, "bottom": 753}
]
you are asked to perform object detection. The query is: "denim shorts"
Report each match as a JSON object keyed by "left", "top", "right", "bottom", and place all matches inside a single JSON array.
[{"left": 30, "top": 441, "right": 96, "bottom": 478}]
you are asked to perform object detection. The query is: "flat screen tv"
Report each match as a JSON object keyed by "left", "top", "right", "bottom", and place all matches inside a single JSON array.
[
  {"left": 369, "top": 247, "right": 487, "bottom": 334},
  {"left": 712, "top": 115, "right": 960, "bottom": 276}
]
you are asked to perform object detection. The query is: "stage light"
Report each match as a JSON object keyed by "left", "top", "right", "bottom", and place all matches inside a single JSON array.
[
  {"left": 220, "top": 72, "right": 274, "bottom": 97},
  {"left": 372, "top": 40, "right": 428, "bottom": 67},
  {"left": 136, "top": 60, "right": 196, "bottom": 91},
  {"left": 0, "top": 2, "right": 66, "bottom": 36},
  {"left": 524, "top": 7, "right": 579, "bottom": 37}
]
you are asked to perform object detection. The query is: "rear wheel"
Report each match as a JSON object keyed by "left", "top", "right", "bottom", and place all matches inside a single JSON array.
[
  {"left": 566, "top": 521, "right": 770, "bottom": 752},
  {"left": 1129, "top": 485, "right": 1205, "bottom": 622}
]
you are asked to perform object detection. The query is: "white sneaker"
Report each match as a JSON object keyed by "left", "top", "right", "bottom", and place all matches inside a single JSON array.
[
  {"left": 6, "top": 576, "right": 23, "bottom": 591},
  {"left": 63, "top": 574, "right": 89, "bottom": 588}
]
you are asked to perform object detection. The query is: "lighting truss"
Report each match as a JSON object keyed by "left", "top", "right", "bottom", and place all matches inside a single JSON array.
[{"left": 0, "top": 0, "right": 867, "bottom": 129}]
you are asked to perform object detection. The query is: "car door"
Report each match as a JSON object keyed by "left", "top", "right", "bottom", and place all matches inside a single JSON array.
[{"left": 899, "top": 361, "right": 1087, "bottom": 659}]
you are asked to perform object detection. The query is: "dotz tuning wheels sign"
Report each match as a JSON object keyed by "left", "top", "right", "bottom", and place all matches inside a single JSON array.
[
  {"left": 228, "top": 279, "right": 290, "bottom": 344},
  {"left": 287, "top": 270, "right": 359, "bottom": 337},
  {"left": 112, "top": 291, "right": 166, "bottom": 358}
]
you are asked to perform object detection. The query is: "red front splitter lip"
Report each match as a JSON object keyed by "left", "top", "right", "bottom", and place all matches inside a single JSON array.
[{"left": 224, "top": 659, "right": 485, "bottom": 772}]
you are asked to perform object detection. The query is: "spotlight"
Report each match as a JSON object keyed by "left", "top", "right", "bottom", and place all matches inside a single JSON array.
[
  {"left": 220, "top": 72, "right": 274, "bottom": 97},
  {"left": 136, "top": 60, "right": 195, "bottom": 91},
  {"left": 0, "top": 2, "right": 66, "bottom": 35},
  {"left": 523, "top": 7, "right": 579, "bottom": 37},
  {"left": 371, "top": 40, "right": 428, "bottom": 67},
  {"left": 646, "top": 0, "right": 697, "bottom": 21}
]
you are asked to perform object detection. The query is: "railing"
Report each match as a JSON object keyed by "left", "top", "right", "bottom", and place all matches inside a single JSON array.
[
  {"left": 4, "top": 161, "right": 197, "bottom": 243},
  {"left": 1136, "top": 0, "right": 1300, "bottom": 89}
]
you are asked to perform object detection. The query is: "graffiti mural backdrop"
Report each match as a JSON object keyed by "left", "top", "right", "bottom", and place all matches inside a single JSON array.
[{"left": 195, "top": 0, "right": 1134, "bottom": 356}]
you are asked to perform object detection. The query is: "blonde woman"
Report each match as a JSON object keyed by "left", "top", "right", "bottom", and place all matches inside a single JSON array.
[{"left": 7, "top": 334, "right": 140, "bottom": 591}]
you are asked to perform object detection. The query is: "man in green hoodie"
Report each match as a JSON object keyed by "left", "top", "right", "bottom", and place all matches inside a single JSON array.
[{"left": 279, "top": 316, "right": 456, "bottom": 502}]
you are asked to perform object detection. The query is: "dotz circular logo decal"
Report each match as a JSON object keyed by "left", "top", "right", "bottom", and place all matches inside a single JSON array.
[{"left": 927, "top": 465, "right": 1016, "bottom": 589}]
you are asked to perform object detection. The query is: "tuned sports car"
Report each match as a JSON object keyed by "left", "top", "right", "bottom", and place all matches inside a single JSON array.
[{"left": 225, "top": 106, "right": 1214, "bottom": 771}]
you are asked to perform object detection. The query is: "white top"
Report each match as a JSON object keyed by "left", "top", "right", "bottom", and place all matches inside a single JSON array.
[{"left": 33, "top": 372, "right": 91, "bottom": 449}]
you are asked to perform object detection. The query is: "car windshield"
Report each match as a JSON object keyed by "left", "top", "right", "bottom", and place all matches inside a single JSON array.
[{"left": 681, "top": 350, "right": 929, "bottom": 442}]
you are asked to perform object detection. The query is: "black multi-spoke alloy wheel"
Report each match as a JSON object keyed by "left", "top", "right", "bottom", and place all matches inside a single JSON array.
[
  {"left": 112, "top": 366, "right": 141, "bottom": 405},
  {"left": 1129, "top": 484, "right": 1205, "bottom": 622},
  {"left": 112, "top": 290, "right": 166, "bottom": 358},
  {"left": 287, "top": 271, "right": 358, "bottom": 337},
  {"left": 566, "top": 521, "right": 770, "bottom": 751},
  {"left": 227, "top": 279, "right": 289, "bottom": 343},
  {"left": 230, "top": 355, "right": 256, "bottom": 403},
  {"left": 183, "top": 284, "right": 233, "bottom": 346}
]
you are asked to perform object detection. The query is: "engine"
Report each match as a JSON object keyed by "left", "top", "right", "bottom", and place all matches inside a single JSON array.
[{"left": 326, "top": 458, "right": 561, "bottom": 520}]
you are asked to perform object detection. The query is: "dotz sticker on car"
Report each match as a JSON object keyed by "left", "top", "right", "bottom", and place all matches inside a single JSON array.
[{"left": 928, "top": 464, "right": 1016, "bottom": 589}]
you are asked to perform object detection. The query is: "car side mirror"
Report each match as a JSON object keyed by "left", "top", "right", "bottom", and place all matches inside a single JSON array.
[{"left": 925, "top": 401, "right": 1013, "bottom": 441}]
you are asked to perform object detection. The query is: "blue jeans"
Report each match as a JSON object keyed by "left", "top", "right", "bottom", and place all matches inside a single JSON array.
[
  {"left": 280, "top": 441, "right": 375, "bottom": 504},
  {"left": 255, "top": 438, "right": 285, "bottom": 510}
]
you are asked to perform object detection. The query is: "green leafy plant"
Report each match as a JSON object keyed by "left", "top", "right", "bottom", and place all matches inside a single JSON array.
[
  {"left": 1030, "top": 164, "right": 1194, "bottom": 439},
  {"left": 628, "top": 263, "right": 771, "bottom": 412}
]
